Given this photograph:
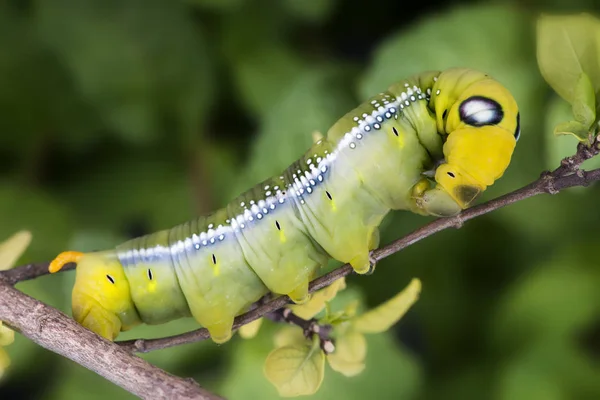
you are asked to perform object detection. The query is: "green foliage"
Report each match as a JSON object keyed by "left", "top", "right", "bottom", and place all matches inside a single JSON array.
[
  {"left": 263, "top": 278, "right": 421, "bottom": 396},
  {"left": 537, "top": 13, "right": 600, "bottom": 141},
  {"left": 1, "top": 0, "right": 600, "bottom": 399}
]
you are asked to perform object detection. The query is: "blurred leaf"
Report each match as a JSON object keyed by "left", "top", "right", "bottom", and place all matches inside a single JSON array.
[
  {"left": 36, "top": 0, "right": 213, "bottom": 145},
  {"left": 229, "top": 45, "right": 308, "bottom": 118},
  {"left": 0, "top": 4, "right": 101, "bottom": 155},
  {"left": 274, "top": 326, "right": 309, "bottom": 349},
  {"left": 290, "top": 277, "right": 346, "bottom": 320},
  {"left": 536, "top": 13, "right": 600, "bottom": 104},
  {"left": 0, "top": 324, "right": 14, "bottom": 347},
  {"left": 264, "top": 339, "right": 325, "bottom": 397},
  {"left": 491, "top": 258, "right": 600, "bottom": 349},
  {"left": 0, "top": 347, "right": 10, "bottom": 379},
  {"left": 234, "top": 66, "right": 355, "bottom": 196},
  {"left": 572, "top": 73, "right": 596, "bottom": 127},
  {"left": 326, "top": 331, "right": 366, "bottom": 377},
  {"left": 497, "top": 340, "right": 600, "bottom": 400},
  {"left": 239, "top": 318, "right": 264, "bottom": 339},
  {"left": 0, "top": 231, "right": 32, "bottom": 271},
  {"left": 55, "top": 154, "right": 195, "bottom": 233},
  {"left": 0, "top": 185, "right": 71, "bottom": 262},
  {"left": 352, "top": 278, "right": 421, "bottom": 334},
  {"left": 282, "top": 0, "right": 337, "bottom": 23},
  {"left": 220, "top": 0, "right": 305, "bottom": 119},
  {"left": 186, "top": 0, "right": 246, "bottom": 11}
]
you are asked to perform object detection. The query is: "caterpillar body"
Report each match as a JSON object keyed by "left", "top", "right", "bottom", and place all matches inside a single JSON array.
[{"left": 49, "top": 68, "right": 521, "bottom": 344}]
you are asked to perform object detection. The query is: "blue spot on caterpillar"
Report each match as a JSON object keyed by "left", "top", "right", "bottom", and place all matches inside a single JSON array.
[{"left": 48, "top": 68, "right": 520, "bottom": 343}]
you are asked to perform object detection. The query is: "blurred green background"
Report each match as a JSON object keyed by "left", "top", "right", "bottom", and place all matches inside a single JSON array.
[{"left": 2, "top": 0, "right": 600, "bottom": 399}]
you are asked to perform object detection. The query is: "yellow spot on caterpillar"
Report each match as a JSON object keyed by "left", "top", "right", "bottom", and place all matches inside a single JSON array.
[
  {"left": 325, "top": 191, "right": 337, "bottom": 212},
  {"left": 49, "top": 251, "right": 84, "bottom": 273},
  {"left": 396, "top": 132, "right": 405, "bottom": 148},
  {"left": 148, "top": 279, "right": 157, "bottom": 293},
  {"left": 279, "top": 229, "right": 287, "bottom": 243},
  {"left": 276, "top": 220, "right": 287, "bottom": 243},
  {"left": 211, "top": 254, "right": 220, "bottom": 277}
]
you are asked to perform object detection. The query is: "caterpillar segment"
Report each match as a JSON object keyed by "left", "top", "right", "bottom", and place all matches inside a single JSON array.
[{"left": 49, "top": 68, "right": 520, "bottom": 343}]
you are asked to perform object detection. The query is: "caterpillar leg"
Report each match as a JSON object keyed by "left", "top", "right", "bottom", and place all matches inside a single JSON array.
[
  {"left": 73, "top": 296, "right": 122, "bottom": 341},
  {"left": 287, "top": 279, "right": 310, "bottom": 304},
  {"left": 349, "top": 252, "right": 372, "bottom": 275},
  {"left": 349, "top": 225, "right": 380, "bottom": 275},
  {"left": 411, "top": 178, "right": 463, "bottom": 217},
  {"left": 205, "top": 319, "right": 234, "bottom": 344},
  {"left": 349, "top": 251, "right": 378, "bottom": 275}
]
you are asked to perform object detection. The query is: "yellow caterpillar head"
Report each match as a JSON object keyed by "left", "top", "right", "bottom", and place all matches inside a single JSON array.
[
  {"left": 421, "top": 69, "right": 520, "bottom": 216},
  {"left": 49, "top": 251, "right": 141, "bottom": 340}
]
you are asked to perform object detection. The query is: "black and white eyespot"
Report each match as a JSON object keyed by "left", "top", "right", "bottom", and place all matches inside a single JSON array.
[
  {"left": 514, "top": 112, "right": 521, "bottom": 141},
  {"left": 459, "top": 96, "right": 504, "bottom": 127},
  {"left": 106, "top": 274, "right": 115, "bottom": 284}
]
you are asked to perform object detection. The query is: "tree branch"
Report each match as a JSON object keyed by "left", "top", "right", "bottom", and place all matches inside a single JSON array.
[{"left": 0, "top": 279, "right": 222, "bottom": 399}]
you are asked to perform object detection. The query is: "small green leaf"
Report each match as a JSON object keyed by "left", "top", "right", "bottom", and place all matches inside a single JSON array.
[
  {"left": 0, "top": 230, "right": 32, "bottom": 271},
  {"left": 273, "top": 326, "right": 308, "bottom": 349},
  {"left": 572, "top": 73, "right": 596, "bottom": 127},
  {"left": 0, "top": 347, "right": 10, "bottom": 379},
  {"left": 290, "top": 277, "right": 347, "bottom": 320},
  {"left": 536, "top": 13, "right": 600, "bottom": 103},
  {"left": 326, "top": 331, "right": 366, "bottom": 377},
  {"left": 0, "top": 323, "right": 14, "bottom": 347},
  {"left": 553, "top": 120, "right": 590, "bottom": 141},
  {"left": 352, "top": 278, "right": 421, "bottom": 334},
  {"left": 264, "top": 339, "right": 325, "bottom": 397},
  {"left": 238, "top": 318, "right": 263, "bottom": 339}
]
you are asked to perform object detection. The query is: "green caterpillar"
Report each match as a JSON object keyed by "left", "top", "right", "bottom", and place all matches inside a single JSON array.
[{"left": 49, "top": 68, "right": 520, "bottom": 344}]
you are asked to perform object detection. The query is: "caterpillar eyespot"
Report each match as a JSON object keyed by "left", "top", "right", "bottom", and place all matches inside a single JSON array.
[
  {"left": 459, "top": 96, "right": 504, "bottom": 127},
  {"left": 48, "top": 68, "right": 520, "bottom": 344}
]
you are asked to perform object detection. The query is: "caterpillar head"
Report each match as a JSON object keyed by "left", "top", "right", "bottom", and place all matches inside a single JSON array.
[
  {"left": 418, "top": 69, "right": 520, "bottom": 216},
  {"left": 49, "top": 251, "right": 141, "bottom": 340}
]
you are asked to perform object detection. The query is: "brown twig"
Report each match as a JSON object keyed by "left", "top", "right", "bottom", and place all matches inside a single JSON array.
[
  {"left": 0, "top": 280, "right": 222, "bottom": 400},
  {"left": 265, "top": 308, "right": 335, "bottom": 354}
]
